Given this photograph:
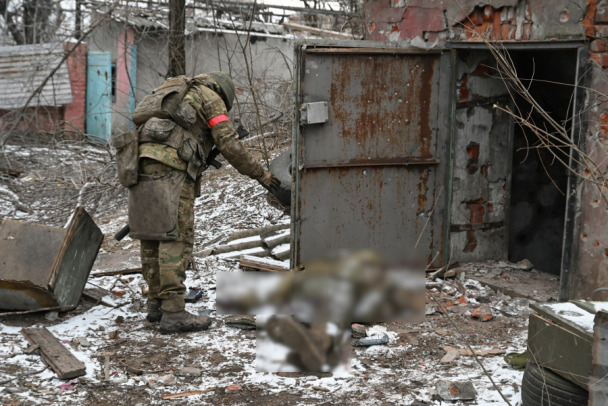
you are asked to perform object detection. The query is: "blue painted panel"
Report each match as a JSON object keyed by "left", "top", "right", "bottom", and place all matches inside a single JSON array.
[
  {"left": 86, "top": 52, "right": 112, "bottom": 141},
  {"left": 128, "top": 45, "right": 137, "bottom": 130}
]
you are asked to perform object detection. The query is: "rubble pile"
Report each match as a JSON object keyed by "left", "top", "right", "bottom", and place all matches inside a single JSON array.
[{"left": 0, "top": 143, "right": 545, "bottom": 405}]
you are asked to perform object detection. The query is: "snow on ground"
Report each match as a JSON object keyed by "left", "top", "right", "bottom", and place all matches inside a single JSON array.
[{"left": 0, "top": 142, "right": 528, "bottom": 405}]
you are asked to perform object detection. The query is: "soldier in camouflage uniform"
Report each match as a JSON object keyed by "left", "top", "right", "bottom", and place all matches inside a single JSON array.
[{"left": 134, "top": 72, "right": 280, "bottom": 334}]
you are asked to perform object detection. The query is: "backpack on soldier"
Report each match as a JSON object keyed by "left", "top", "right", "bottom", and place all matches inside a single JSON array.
[{"left": 132, "top": 76, "right": 193, "bottom": 125}]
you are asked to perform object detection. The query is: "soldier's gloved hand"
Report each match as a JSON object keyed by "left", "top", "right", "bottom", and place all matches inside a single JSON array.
[{"left": 258, "top": 170, "right": 281, "bottom": 194}]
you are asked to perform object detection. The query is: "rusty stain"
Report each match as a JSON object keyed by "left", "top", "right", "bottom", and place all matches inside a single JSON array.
[
  {"left": 329, "top": 53, "right": 437, "bottom": 159},
  {"left": 466, "top": 142, "right": 480, "bottom": 174},
  {"left": 449, "top": 384, "right": 460, "bottom": 396},
  {"left": 464, "top": 231, "right": 478, "bottom": 253},
  {"left": 417, "top": 169, "right": 429, "bottom": 214},
  {"left": 459, "top": 74, "right": 469, "bottom": 101},
  {"left": 582, "top": 234, "right": 588, "bottom": 241},
  {"left": 560, "top": 9, "right": 570, "bottom": 23},
  {"left": 465, "top": 198, "right": 486, "bottom": 225},
  {"left": 595, "top": 241, "right": 601, "bottom": 248}
]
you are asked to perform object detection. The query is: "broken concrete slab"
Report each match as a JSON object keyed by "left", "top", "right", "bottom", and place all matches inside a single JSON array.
[
  {"left": 174, "top": 367, "right": 202, "bottom": 377},
  {"left": 435, "top": 381, "right": 477, "bottom": 401}
]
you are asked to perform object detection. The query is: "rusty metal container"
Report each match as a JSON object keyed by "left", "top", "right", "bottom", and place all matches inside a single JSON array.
[{"left": 0, "top": 207, "right": 104, "bottom": 310}]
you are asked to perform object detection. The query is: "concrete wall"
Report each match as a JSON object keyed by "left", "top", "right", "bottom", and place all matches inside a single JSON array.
[
  {"left": 364, "top": 0, "right": 608, "bottom": 299},
  {"left": 87, "top": 19, "right": 293, "bottom": 133}
]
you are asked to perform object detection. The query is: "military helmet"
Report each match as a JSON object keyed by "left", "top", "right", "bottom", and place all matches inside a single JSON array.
[{"left": 206, "top": 71, "right": 235, "bottom": 112}]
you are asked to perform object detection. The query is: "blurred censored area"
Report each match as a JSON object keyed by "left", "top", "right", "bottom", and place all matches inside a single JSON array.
[{"left": 217, "top": 250, "right": 425, "bottom": 372}]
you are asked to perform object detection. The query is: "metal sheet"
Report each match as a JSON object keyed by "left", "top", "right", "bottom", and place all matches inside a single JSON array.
[
  {"left": 0, "top": 208, "right": 103, "bottom": 311},
  {"left": 591, "top": 310, "right": 608, "bottom": 405},
  {"left": 0, "top": 42, "right": 72, "bottom": 109},
  {"left": 293, "top": 44, "right": 447, "bottom": 266},
  {"left": 0, "top": 220, "right": 66, "bottom": 287},
  {"left": 50, "top": 207, "right": 104, "bottom": 307}
]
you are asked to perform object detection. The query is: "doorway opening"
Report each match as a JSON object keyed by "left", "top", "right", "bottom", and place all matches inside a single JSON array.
[{"left": 507, "top": 49, "right": 578, "bottom": 275}]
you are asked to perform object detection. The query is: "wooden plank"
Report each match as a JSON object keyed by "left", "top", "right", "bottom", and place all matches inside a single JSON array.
[
  {"left": 90, "top": 268, "right": 142, "bottom": 278},
  {"left": 162, "top": 388, "right": 215, "bottom": 400},
  {"left": 213, "top": 238, "right": 263, "bottom": 255},
  {"left": 227, "top": 224, "right": 289, "bottom": 243},
  {"left": 21, "top": 327, "right": 86, "bottom": 379},
  {"left": 239, "top": 255, "right": 289, "bottom": 272},
  {"left": 261, "top": 231, "right": 290, "bottom": 250}
]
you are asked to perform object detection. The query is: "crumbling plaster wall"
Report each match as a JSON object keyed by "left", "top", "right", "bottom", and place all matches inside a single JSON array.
[
  {"left": 365, "top": 0, "right": 591, "bottom": 43},
  {"left": 365, "top": 0, "right": 608, "bottom": 298}
]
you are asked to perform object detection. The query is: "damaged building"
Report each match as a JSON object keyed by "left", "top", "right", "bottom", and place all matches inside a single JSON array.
[{"left": 291, "top": 0, "right": 608, "bottom": 302}]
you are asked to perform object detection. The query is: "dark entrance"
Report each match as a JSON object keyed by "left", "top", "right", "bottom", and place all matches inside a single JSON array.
[{"left": 507, "top": 49, "right": 579, "bottom": 274}]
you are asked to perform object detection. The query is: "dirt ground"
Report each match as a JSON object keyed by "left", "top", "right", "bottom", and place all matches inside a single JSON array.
[{"left": 0, "top": 140, "right": 551, "bottom": 405}]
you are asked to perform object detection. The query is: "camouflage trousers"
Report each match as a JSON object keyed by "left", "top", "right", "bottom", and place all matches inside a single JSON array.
[{"left": 139, "top": 159, "right": 195, "bottom": 313}]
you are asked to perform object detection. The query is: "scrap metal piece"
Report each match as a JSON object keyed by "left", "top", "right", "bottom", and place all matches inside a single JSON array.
[
  {"left": 353, "top": 333, "right": 389, "bottom": 347},
  {"left": 0, "top": 207, "right": 104, "bottom": 311},
  {"left": 225, "top": 315, "right": 256, "bottom": 330}
]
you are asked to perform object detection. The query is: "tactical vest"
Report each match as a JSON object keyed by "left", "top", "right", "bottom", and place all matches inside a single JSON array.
[{"left": 134, "top": 76, "right": 215, "bottom": 180}]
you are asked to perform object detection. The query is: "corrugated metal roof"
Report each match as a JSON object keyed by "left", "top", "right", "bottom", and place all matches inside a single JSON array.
[
  {"left": 91, "top": 2, "right": 286, "bottom": 37},
  {"left": 0, "top": 42, "right": 72, "bottom": 109}
]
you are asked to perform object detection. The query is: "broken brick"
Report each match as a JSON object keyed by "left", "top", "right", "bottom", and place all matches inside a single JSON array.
[
  {"left": 589, "top": 39, "right": 608, "bottom": 53},
  {"left": 591, "top": 52, "right": 608, "bottom": 68},
  {"left": 397, "top": 7, "right": 445, "bottom": 39},
  {"left": 471, "top": 305, "right": 493, "bottom": 322}
]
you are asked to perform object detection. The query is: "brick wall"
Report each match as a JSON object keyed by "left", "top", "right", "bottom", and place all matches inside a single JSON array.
[
  {"left": 364, "top": 0, "right": 590, "bottom": 43},
  {"left": 63, "top": 41, "right": 87, "bottom": 139}
]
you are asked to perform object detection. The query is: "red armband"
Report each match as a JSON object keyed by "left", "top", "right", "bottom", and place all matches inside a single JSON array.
[{"left": 208, "top": 114, "right": 229, "bottom": 128}]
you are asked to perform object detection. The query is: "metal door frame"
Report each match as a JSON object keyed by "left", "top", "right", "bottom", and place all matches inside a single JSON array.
[{"left": 447, "top": 40, "right": 587, "bottom": 299}]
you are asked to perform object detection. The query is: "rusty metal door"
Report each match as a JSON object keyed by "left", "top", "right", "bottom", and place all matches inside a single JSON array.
[{"left": 291, "top": 43, "right": 450, "bottom": 267}]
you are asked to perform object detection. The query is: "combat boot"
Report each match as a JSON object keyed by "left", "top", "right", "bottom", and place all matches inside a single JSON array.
[
  {"left": 146, "top": 307, "right": 162, "bottom": 323},
  {"left": 146, "top": 302, "right": 162, "bottom": 323},
  {"left": 266, "top": 315, "right": 326, "bottom": 371},
  {"left": 159, "top": 310, "right": 212, "bottom": 334}
]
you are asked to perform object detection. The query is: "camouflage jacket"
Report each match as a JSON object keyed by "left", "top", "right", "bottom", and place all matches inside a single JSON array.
[{"left": 139, "top": 76, "right": 264, "bottom": 180}]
